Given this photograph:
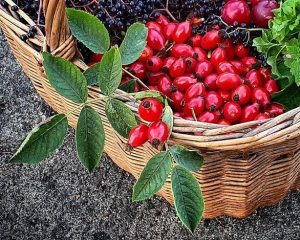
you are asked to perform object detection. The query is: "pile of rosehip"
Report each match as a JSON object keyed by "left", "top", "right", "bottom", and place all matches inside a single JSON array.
[{"left": 122, "top": 14, "right": 284, "bottom": 130}]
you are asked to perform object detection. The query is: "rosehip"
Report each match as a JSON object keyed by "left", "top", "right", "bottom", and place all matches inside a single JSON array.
[
  {"left": 193, "top": 47, "right": 208, "bottom": 61},
  {"left": 146, "top": 56, "right": 163, "bottom": 72},
  {"left": 252, "top": 0, "right": 279, "bottom": 28},
  {"left": 234, "top": 44, "right": 249, "bottom": 58},
  {"left": 221, "top": 39, "right": 235, "bottom": 60},
  {"left": 139, "top": 46, "right": 153, "bottom": 62},
  {"left": 252, "top": 87, "right": 271, "bottom": 107},
  {"left": 146, "top": 21, "right": 162, "bottom": 33},
  {"left": 169, "top": 58, "right": 186, "bottom": 78},
  {"left": 128, "top": 124, "right": 149, "bottom": 148},
  {"left": 198, "top": 111, "right": 219, "bottom": 123},
  {"left": 162, "top": 57, "right": 176, "bottom": 73},
  {"left": 211, "top": 47, "right": 228, "bottom": 68},
  {"left": 220, "top": 90, "right": 232, "bottom": 103},
  {"left": 188, "top": 35, "right": 202, "bottom": 47},
  {"left": 163, "top": 23, "right": 177, "bottom": 40},
  {"left": 200, "top": 30, "right": 221, "bottom": 50},
  {"left": 204, "top": 74, "right": 218, "bottom": 90},
  {"left": 223, "top": 102, "right": 242, "bottom": 123},
  {"left": 129, "top": 62, "right": 146, "bottom": 80},
  {"left": 245, "top": 69, "right": 264, "bottom": 88},
  {"left": 232, "top": 84, "right": 251, "bottom": 105},
  {"left": 185, "top": 83, "right": 207, "bottom": 100},
  {"left": 259, "top": 67, "right": 272, "bottom": 80},
  {"left": 173, "top": 21, "right": 192, "bottom": 43},
  {"left": 216, "top": 61, "right": 239, "bottom": 74},
  {"left": 185, "top": 57, "right": 197, "bottom": 73},
  {"left": 264, "top": 79, "right": 279, "bottom": 95},
  {"left": 265, "top": 103, "right": 284, "bottom": 117},
  {"left": 195, "top": 60, "right": 214, "bottom": 79},
  {"left": 148, "top": 121, "right": 169, "bottom": 147},
  {"left": 148, "top": 72, "right": 165, "bottom": 85},
  {"left": 173, "top": 76, "right": 197, "bottom": 92},
  {"left": 171, "top": 44, "right": 194, "bottom": 58},
  {"left": 242, "top": 56, "right": 258, "bottom": 69},
  {"left": 156, "top": 15, "right": 169, "bottom": 28},
  {"left": 205, "top": 91, "right": 223, "bottom": 111},
  {"left": 147, "top": 29, "right": 166, "bottom": 51},
  {"left": 158, "top": 75, "right": 172, "bottom": 97},
  {"left": 221, "top": 0, "right": 251, "bottom": 25},
  {"left": 216, "top": 73, "right": 243, "bottom": 90},
  {"left": 183, "top": 97, "right": 205, "bottom": 117},
  {"left": 138, "top": 98, "right": 164, "bottom": 122},
  {"left": 230, "top": 60, "right": 249, "bottom": 75},
  {"left": 240, "top": 103, "right": 260, "bottom": 122},
  {"left": 255, "top": 112, "right": 270, "bottom": 120},
  {"left": 171, "top": 90, "right": 185, "bottom": 112}
]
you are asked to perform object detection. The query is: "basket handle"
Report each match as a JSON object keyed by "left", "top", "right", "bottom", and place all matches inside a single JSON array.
[{"left": 43, "top": 0, "right": 78, "bottom": 60}]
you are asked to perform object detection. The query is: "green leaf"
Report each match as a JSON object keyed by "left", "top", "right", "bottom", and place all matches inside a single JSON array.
[
  {"left": 99, "top": 47, "right": 122, "bottom": 96},
  {"left": 162, "top": 105, "right": 173, "bottom": 139},
  {"left": 66, "top": 9, "right": 110, "bottom": 54},
  {"left": 11, "top": 114, "right": 68, "bottom": 164},
  {"left": 120, "top": 23, "right": 148, "bottom": 65},
  {"left": 84, "top": 63, "right": 101, "bottom": 86},
  {"left": 43, "top": 52, "right": 88, "bottom": 103},
  {"left": 133, "top": 152, "right": 173, "bottom": 201},
  {"left": 76, "top": 106, "right": 105, "bottom": 173},
  {"left": 171, "top": 166, "right": 204, "bottom": 233},
  {"left": 272, "top": 83, "right": 300, "bottom": 111},
  {"left": 119, "top": 80, "right": 136, "bottom": 93},
  {"left": 105, "top": 98, "right": 137, "bottom": 138},
  {"left": 134, "top": 91, "right": 164, "bottom": 102},
  {"left": 169, "top": 145, "right": 204, "bottom": 172}
]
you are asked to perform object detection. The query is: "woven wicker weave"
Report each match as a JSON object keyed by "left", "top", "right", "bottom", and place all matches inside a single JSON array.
[{"left": 1, "top": 0, "right": 300, "bottom": 219}]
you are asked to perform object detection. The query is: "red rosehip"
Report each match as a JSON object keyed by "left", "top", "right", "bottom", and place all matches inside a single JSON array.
[
  {"left": 204, "top": 74, "right": 218, "bottom": 90},
  {"left": 252, "top": 87, "right": 271, "bottom": 107},
  {"left": 146, "top": 21, "right": 162, "bottom": 33},
  {"left": 173, "top": 21, "right": 192, "bottom": 43},
  {"left": 146, "top": 56, "right": 163, "bottom": 72},
  {"left": 216, "top": 73, "right": 243, "bottom": 90},
  {"left": 138, "top": 98, "right": 164, "bottom": 122},
  {"left": 171, "top": 44, "right": 194, "bottom": 58},
  {"left": 173, "top": 76, "right": 197, "bottom": 92},
  {"left": 200, "top": 30, "right": 221, "bottom": 50},
  {"left": 205, "top": 91, "right": 223, "bottom": 111},
  {"left": 90, "top": 53, "right": 103, "bottom": 62},
  {"left": 216, "top": 61, "right": 239, "bottom": 74},
  {"left": 162, "top": 57, "right": 176, "bottom": 73},
  {"left": 195, "top": 60, "right": 214, "bottom": 79},
  {"left": 193, "top": 47, "right": 208, "bottom": 61},
  {"left": 223, "top": 101, "right": 242, "bottom": 123},
  {"left": 128, "top": 124, "right": 149, "bottom": 148},
  {"left": 258, "top": 67, "right": 272, "bottom": 80},
  {"left": 218, "top": 119, "right": 231, "bottom": 126},
  {"left": 185, "top": 57, "right": 197, "bottom": 73},
  {"left": 221, "top": 0, "right": 251, "bottom": 25},
  {"left": 169, "top": 58, "right": 187, "bottom": 78},
  {"left": 230, "top": 60, "right": 249, "bottom": 75},
  {"left": 264, "top": 79, "right": 279, "bottom": 95},
  {"left": 158, "top": 75, "right": 172, "bottom": 97},
  {"left": 211, "top": 47, "right": 228, "bottom": 68},
  {"left": 147, "top": 29, "right": 166, "bottom": 51},
  {"left": 252, "top": 0, "right": 279, "bottom": 28},
  {"left": 185, "top": 83, "right": 207, "bottom": 100},
  {"left": 188, "top": 34, "right": 202, "bottom": 47},
  {"left": 242, "top": 56, "right": 258, "bottom": 69},
  {"left": 220, "top": 90, "right": 232, "bottom": 103},
  {"left": 183, "top": 97, "right": 205, "bottom": 117},
  {"left": 198, "top": 111, "right": 219, "bottom": 123},
  {"left": 171, "top": 90, "right": 185, "bottom": 112},
  {"left": 129, "top": 62, "right": 146, "bottom": 80},
  {"left": 245, "top": 69, "right": 264, "bottom": 88},
  {"left": 139, "top": 46, "right": 153, "bottom": 62},
  {"left": 148, "top": 72, "right": 165, "bottom": 85},
  {"left": 240, "top": 103, "right": 260, "bottom": 122},
  {"left": 255, "top": 112, "right": 270, "bottom": 120},
  {"left": 156, "top": 15, "right": 169, "bottom": 28},
  {"left": 235, "top": 43, "right": 249, "bottom": 58},
  {"left": 232, "top": 84, "right": 252, "bottom": 105},
  {"left": 163, "top": 22, "right": 177, "bottom": 40},
  {"left": 265, "top": 103, "right": 284, "bottom": 117},
  {"left": 148, "top": 121, "right": 169, "bottom": 147}
]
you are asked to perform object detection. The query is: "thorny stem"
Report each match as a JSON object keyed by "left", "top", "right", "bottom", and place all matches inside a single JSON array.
[{"left": 122, "top": 68, "right": 150, "bottom": 90}]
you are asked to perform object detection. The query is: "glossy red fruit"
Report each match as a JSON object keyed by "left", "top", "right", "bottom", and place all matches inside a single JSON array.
[
  {"left": 147, "top": 29, "right": 166, "bottom": 51},
  {"left": 195, "top": 60, "right": 214, "bottom": 79},
  {"left": 146, "top": 56, "right": 163, "bottom": 72},
  {"left": 139, "top": 98, "right": 164, "bottom": 122},
  {"left": 188, "top": 35, "right": 202, "bottom": 47},
  {"left": 221, "top": 39, "right": 235, "bottom": 60},
  {"left": 255, "top": 112, "right": 270, "bottom": 120},
  {"left": 232, "top": 84, "right": 251, "bottom": 105},
  {"left": 171, "top": 90, "right": 185, "bottom": 112},
  {"left": 198, "top": 111, "right": 219, "bottom": 123},
  {"left": 242, "top": 56, "right": 257, "bottom": 69},
  {"left": 221, "top": 0, "right": 251, "bottom": 25},
  {"left": 217, "top": 73, "right": 243, "bottom": 90},
  {"left": 173, "top": 21, "right": 192, "bottom": 43},
  {"left": 146, "top": 21, "right": 162, "bottom": 33},
  {"left": 193, "top": 47, "right": 208, "bottom": 61},
  {"left": 173, "top": 76, "right": 197, "bottom": 92},
  {"left": 164, "top": 23, "right": 177, "bottom": 40},
  {"left": 216, "top": 61, "right": 239, "bottom": 74},
  {"left": 252, "top": 87, "right": 271, "bottom": 107},
  {"left": 185, "top": 57, "right": 197, "bottom": 73},
  {"left": 156, "top": 15, "right": 169, "bottom": 28},
  {"left": 183, "top": 97, "right": 205, "bottom": 117},
  {"left": 128, "top": 124, "right": 149, "bottom": 148},
  {"left": 220, "top": 90, "right": 232, "bottom": 103},
  {"left": 162, "top": 57, "right": 176, "bottom": 73},
  {"left": 252, "top": 0, "right": 279, "bottom": 28},
  {"left": 265, "top": 103, "right": 284, "bottom": 117},
  {"left": 246, "top": 69, "right": 264, "bottom": 88},
  {"left": 258, "top": 67, "right": 272, "bottom": 80},
  {"left": 169, "top": 58, "right": 186, "bottom": 78},
  {"left": 264, "top": 79, "right": 279, "bottom": 95},
  {"left": 90, "top": 53, "right": 103, "bottom": 62},
  {"left": 148, "top": 72, "right": 165, "bottom": 85},
  {"left": 223, "top": 101, "right": 242, "bottom": 123},
  {"left": 218, "top": 119, "right": 231, "bottom": 125},
  {"left": 230, "top": 60, "right": 249, "bottom": 75},
  {"left": 200, "top": 30, "right": 221, "bottom": 50},
  {"left": 185, "top": 83, "right": 207, "bottom": 100},
  {"left": 240, "top": 103, "right": 260, "bottom": 122},
  {"left": 205, "top": 91, "right": 223, "bottom": 111},
  {"left": 158, "top": 75, "right": 172, "bottom": 97},
  {"left": 204, "top": 74, "right": 218, "bottom": 90},
  {"left": 235, "top": 44, "right": 249, "bottom": 58},
  {"left": 139, "top": 46, "right": 153, "bottom": 62},
  {"left": 171, "top": 44, "right": 194, "bottom": 58},
  {"left": 211, "top": 47, "right": 228, "bottom": 68},
  {"left": 129, "top": 62, "right": 146, "bottom": 80},
  {"left": 148, "top": 121, "right": 169, "bottom": 147}
]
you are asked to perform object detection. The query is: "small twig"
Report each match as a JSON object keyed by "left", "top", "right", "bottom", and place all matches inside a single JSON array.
[
  {"left": 122, "top": 68, "right": 150, "bottom": 90},
  {"left": 37, "top": 0, "right": 43, "bottom": 26}
]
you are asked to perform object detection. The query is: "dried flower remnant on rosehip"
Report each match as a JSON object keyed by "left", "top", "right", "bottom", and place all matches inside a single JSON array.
[
  {"left": 138, "top": 98, "right": 164, "bottom": 122},
  {"left": 148, "top": 121, "right": 169, "bottom": 147}
]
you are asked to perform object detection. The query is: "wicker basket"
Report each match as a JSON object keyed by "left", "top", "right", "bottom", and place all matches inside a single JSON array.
[{"left": 1, "top": 0, "right": 300, "bottom": 219}]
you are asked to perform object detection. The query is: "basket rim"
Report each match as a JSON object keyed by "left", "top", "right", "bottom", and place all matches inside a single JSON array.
[{"left": 1, "top": 0, "right": 300, "bottom": 151}]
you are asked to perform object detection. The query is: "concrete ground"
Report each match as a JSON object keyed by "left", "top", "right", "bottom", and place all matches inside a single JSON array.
[{"left": 1, "top": 31, "right": 300, "bottom": 240}]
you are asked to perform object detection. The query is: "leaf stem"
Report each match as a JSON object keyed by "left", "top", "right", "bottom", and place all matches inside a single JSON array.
[{"left": 122, "top": 68, "right": 150, "bottom": 90}]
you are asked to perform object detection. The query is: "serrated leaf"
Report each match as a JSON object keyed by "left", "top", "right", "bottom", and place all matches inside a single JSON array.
[
  {"left": 66, "top": 9, "right": 110, "bottom": 54},
  {"left": 119, "top": 80, "right": 136, "bottom": 93},
  {"left": 99, "top": 47, "right": 123, "bottom": 96},
  {"left": 120, "top": 23, "right": 148, "bottom": 65},
  {"left": 43, "top": 52, "right": 88, "bottom": 103},
  {"left": 105, "top": 99, "right": 137, "bottom": 138},
  {"left": 134, "top": 91, "right": 164, "bottom": 102},
  {"left": 84, "top": 63, "right": 101, "bottom": 86},
  {"left": 162, "top": 106, "right": 173, "bottom": 139},
  {"left": 11, "top": 114, "right": 68, "bottom": 164},
  {"left": 133, "top": 152, "right": 173, "bottom": 201},
  {"left": 76, "top": 106, "right": 105, "bottom": 173},
  {"left": 171, "top": 166, "right": 204, "bottom": 233},
  {"left": 169, "top": 145, "right": 204, "bottom": 172}
]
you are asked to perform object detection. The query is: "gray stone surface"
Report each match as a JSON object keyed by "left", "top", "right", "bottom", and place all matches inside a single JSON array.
[{"left": 0, "top": 31, "right": 300, "bottom": 240}]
